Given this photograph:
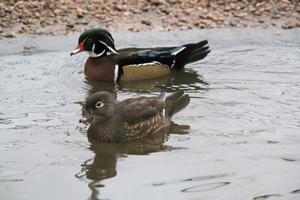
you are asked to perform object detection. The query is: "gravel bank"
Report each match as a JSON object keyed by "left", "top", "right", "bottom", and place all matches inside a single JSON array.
[{"left": 0, "top": 0, "right": 299, "bottom": 37}]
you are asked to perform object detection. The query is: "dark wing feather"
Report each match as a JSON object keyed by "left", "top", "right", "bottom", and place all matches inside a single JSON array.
[
  {"left": 172, "top": 40, "right": 210, "bottom": 70},
  {"left": 117, "top": 40, "right": 210, "bottom": 71}
]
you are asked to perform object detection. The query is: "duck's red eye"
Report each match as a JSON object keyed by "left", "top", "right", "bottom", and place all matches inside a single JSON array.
[{"left": 87, "top": 38, "right": 93, "bottom": 43}]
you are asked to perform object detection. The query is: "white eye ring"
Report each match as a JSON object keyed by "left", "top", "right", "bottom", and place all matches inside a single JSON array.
[{"left": 95, "top": 101, "right": 104, "bottom": 108}]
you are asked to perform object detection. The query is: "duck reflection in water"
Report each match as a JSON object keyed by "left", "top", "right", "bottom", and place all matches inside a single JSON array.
[
  {"left": 84, "top": 68, "right": 209, "bottom": 96},
  {"left": 77, "top": 122, "right": 189, "bottom": 200}
]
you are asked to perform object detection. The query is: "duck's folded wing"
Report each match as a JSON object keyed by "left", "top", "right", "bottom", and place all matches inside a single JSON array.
[
  {"left": 118, "top": 50, "right": 174, "bottom": 67},
  {"left": 116, "top": 97, "right": 165, "bottom": 124}
]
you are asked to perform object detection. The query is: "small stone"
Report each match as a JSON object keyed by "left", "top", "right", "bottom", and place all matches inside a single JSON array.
[
  {"left": 272, "top": 15, "right": 281, "bottom": 19},
  {"left": 76, "top": 7, "right": 85, "bottom": 18},
  {"left": 258, "top": 19, "right": 264, "bottom": 23},
  {"left": 3, "top": 32, "right": 16, "bottom": 38},
  {"left": 78, "top": 19, "right": 88, "bottom": 25},
  {"left": 150, "top": 0, "right": 165, "bottom": 6},
  {"left": 66, "top": 23, "right": 74, "bottom": 29},
  {"left": 281, "top": 23, "right": 294, "bottom": 29},
  {"left": 113, "top": 5, "right": 123, "bottom": 11},
  {"left": 128, "top": 27, "right": 140, "bottom": 32},
  {"left": 141, "top": 19, "right": 151, "bottom": 26},
  {"left": 54, "top": 9, "right": 60, "bottom": 15}
]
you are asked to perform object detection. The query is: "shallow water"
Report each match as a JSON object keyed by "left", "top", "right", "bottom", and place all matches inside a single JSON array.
[{"left": 0, "top": 29, "right": 300, "bottom": 200}]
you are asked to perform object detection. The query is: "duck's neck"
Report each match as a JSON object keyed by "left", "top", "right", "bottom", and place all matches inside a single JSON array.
[
  {"left": 84, "top": 57, "right": 115, "bottom": 81},
  {"left": 87, "top": 122, "right": 115, "bottom": 142}
]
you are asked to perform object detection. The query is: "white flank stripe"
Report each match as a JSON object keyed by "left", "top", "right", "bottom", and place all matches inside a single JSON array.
[
  {"left": 128, "top": 61, "right": 162, "bottom": 68},
  {"left": 114, "top": 64, "right": 119, "bottom": 82},
  {"left": 99, "top": 40, "right": 119, "bottom": 54},
  {"left": 152, "top": 61, "right": 162, "bottom": 65}
]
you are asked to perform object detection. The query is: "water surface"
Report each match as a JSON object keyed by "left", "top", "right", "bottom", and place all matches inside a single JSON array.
[{"left": 0, "top": 29, "right": 300, "bottom": 200}]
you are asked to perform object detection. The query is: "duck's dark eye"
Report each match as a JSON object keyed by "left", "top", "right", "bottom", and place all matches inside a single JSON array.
[
  {"left": 86, "top": 38, "right": 93, "bottom": 44},
  {"left": 95, "top": 101, "right": 104, "bottom": 109}
]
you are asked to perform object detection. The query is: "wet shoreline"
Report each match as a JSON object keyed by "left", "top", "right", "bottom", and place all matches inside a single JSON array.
[{"left": 1, "top": 1, "right": 299, "bottom": 37}]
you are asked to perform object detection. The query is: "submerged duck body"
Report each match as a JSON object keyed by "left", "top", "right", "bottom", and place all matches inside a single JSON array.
[
  {"left": 71, "top": 28, "right": 210, "bottom": 82},
  {"left": 81, "top": 91, "right": 190, "bottom": 142}
]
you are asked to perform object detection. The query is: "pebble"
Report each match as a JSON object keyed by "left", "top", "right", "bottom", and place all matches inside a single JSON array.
[
  {"left": 76, "top": 7, "right": 85, "bottom": 18},
  {"left": 141, "top": 20, "right": 152, "bottom": 26}
]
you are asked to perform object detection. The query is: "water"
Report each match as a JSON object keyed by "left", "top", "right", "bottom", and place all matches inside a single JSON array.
[{"left": 0, "top": 29, "right": 300, "bottom": 200}]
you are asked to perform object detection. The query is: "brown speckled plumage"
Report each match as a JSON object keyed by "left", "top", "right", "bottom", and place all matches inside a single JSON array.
[{"left": 82, "top": 91, "right": 190, "bottom": 142}]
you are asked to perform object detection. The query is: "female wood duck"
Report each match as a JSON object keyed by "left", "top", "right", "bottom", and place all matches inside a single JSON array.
[
  {"left": 80, "top": 91, "right": 190, "bottom": 142},
  {"left": 71, "top": 28, "right": 210, "bottom": 82}
]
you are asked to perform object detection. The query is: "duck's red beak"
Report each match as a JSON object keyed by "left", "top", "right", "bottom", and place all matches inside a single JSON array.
[{"left": 70, "top": 42, "right": 85, "bottom": 56}]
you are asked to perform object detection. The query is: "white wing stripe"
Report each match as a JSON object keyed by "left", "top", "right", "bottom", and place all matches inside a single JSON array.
[
  {"left": 114, "top": 64, "right": 119, "bottom": 82},
  {"left": 171, "top": 46, "right": 186, "bottom": 55}
]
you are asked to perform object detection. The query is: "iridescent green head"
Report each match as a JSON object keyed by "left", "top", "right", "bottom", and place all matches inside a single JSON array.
[{"left": 71, "top": 28, "right": 118, "bottom": 57}]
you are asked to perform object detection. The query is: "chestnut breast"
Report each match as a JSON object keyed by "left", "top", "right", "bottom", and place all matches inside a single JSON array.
[{"left": 84, "top": 57, "right": 115, "bottom": 81}]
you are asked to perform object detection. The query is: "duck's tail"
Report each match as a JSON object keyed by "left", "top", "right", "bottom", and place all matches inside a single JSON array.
[
  {"left": 164, "top": 91, "right": 190, "bottom": 118},
  {"left": 171, "top": 40, "right": 210, "bottom": 70}
]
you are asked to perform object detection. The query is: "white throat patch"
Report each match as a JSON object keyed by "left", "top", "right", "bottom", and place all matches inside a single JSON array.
[{"left": 88, "top": 49, "right": 106, "bottom": 58}]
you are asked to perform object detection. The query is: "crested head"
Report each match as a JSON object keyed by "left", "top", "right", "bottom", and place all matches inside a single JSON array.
[
  {"left": 71, "top": 28, "right": 118, "bottom": 57},
  {"left": 85, "top": 91, "right": 116, "bottom": 122}
]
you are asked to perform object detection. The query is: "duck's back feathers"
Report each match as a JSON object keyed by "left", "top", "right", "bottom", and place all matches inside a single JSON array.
[
  {"left": 115, "top": 96, "right": 165, "bottom": 124},
  {"left": 115, "top": 91, "right": 189, "bottom": 124}
]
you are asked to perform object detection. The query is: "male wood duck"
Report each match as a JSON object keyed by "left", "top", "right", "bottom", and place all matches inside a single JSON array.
[
  {"left": 71, "top": 28, "right": 210, "bottom": 82},
  {"left": 80, "top": 91, "right": 190, "bottom": 142}
]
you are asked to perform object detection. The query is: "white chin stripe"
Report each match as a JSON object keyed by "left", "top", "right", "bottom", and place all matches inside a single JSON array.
[
  {"left": 114, "top": 64, "right": 119, "bottom": 82},
  {"left": 99, "top": 40, "right": 119, "bottom": 54},
  {"left": 88, "top": 49, "right": 105, "bottom": 58}
]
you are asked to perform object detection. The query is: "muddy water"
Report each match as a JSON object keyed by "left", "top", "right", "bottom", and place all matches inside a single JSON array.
[{"left": 0, "top": 29, "right": 300, "bottom": 200}]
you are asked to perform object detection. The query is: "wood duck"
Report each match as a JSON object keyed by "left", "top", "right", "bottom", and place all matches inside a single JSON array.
[
  {"left": 71, "top": 28, "right": 210, "bottom": 82},
  {"left": 80, "top": 91, "right": 190, "bottom": 142}
]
